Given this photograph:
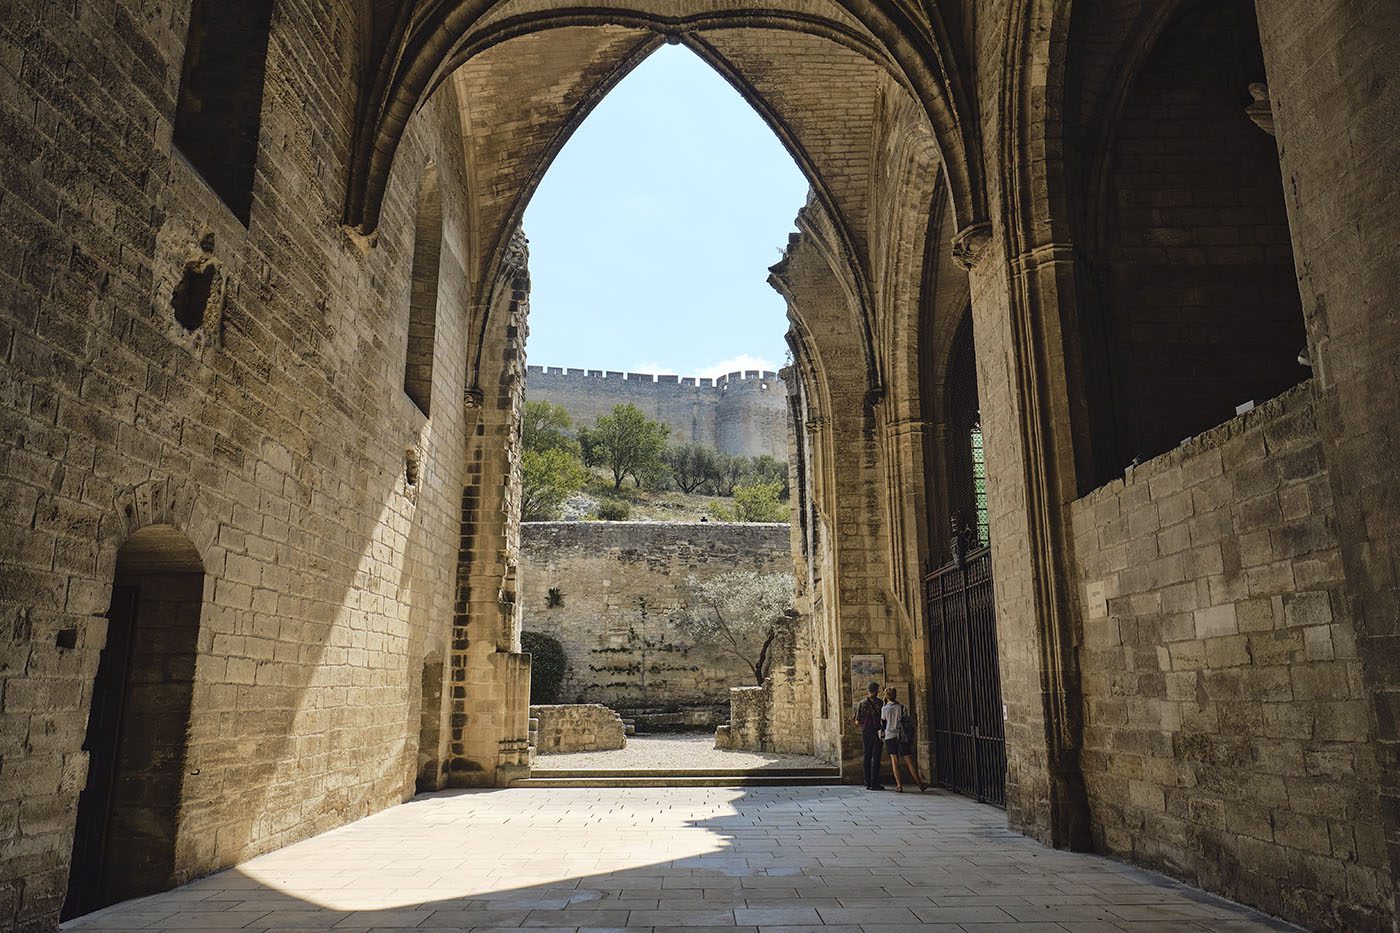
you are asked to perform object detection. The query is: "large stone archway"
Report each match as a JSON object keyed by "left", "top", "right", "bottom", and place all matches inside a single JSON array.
[{"left": 2, "top": 1, "right": 1397, "bottom": 930}]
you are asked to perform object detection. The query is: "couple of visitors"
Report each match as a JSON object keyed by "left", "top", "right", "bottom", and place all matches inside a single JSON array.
[{"left": 853, "top": 681, "right": 928, "bottom": 792}]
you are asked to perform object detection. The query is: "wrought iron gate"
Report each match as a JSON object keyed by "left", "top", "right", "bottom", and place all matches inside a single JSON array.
[{"left": 925, "top": 545, "right": 1006, "bottom": 806}]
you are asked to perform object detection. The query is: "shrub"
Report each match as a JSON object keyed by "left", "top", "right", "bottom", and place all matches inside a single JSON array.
[
  {"left": 597, "top": 498, "right": 631, "bottom": 521},
  {"left": 710, "top": 482, "right": 788, "bottom": 522},
  {"left": 521, "top": 630, "right": 567, "bottom": 704}
]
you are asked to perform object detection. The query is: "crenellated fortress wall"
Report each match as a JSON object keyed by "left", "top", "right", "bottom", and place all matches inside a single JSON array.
[{"left": 524, "top": 366, "right": 790, "bottom": 460}]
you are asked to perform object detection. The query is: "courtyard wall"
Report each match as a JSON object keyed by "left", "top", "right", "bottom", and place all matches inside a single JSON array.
[{"left": 518, "top": 521, "right": 791, "bottom": 713}]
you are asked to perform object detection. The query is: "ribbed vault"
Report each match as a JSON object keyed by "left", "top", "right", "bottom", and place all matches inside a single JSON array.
[{"left": 345, "top": 0, "right": 986, "bottom": 241}]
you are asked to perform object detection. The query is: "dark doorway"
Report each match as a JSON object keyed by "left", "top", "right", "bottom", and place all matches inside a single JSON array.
[
  {"left": 416, "top": 653, "right": 444, "bottom": 793},
  {"left": 63, "top": 527, "right": 204, "bottom": 920}
]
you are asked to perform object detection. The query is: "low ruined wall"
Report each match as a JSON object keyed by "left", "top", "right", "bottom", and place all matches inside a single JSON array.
[
  {"left": 519, "top": 522, "right": 790, "bottom": 712},
  {"left": 531, "top": 704, "right": 626, "bottom": 754},
  {"left": 716, "top": 687, "right": 765, "bottom": 750},
  {"left": 1070, "top": 383, "right": 1390, "bottom": 927},
  {"left": 716, "top": 630, "right": 815, "bottom": 755}
]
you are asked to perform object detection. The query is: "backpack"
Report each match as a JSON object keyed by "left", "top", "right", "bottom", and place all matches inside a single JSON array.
[{"left": 896, "top": 703, "right": 915, "bottom": 743}]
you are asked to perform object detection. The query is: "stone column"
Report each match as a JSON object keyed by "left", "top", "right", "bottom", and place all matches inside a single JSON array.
[
  {"left": 1255, "top": 0, "right": 1400, "bottom": 914},
  {"left": 964, "top": 224, "right": 1093, "bottom": 850}
]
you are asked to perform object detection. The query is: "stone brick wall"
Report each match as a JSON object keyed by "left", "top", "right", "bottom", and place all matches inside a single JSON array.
[
  {"left": 0, "top": 4, "right": 488, "bottom": 925},
  {"left": 525, "top": 367, "right": 789, "bottom": 459},
  {"left": 716, "top": 665, "right": 814, "bottom": 755},
  {"left": 518, "top": 522, "right": 791, "bottom": 711},
  {"left": 1071, "top": 383, "right": 1390, "bottom": 928},
  {"left": 530, "top": 704, "right": 625, "bottom": 754}
]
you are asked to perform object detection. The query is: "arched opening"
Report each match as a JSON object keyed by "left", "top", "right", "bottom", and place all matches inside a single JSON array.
[
  {"left": 415, "top": 652, "right": 445, "bottom": 793},
  {"left": 63, "top": 526, "right": 205, "bottom": 921},
  {"left": 918, "top": 304, "right": 1006, "bottom": 807},
  {"left": 1086, "top": 0, "right": 1306, "bottom": 475},
  {"left": 513, "top": 43, "right": 810, "bottom": 752},
  {"left": 404, "top": 163, "right": 443, "bottom": 416}
]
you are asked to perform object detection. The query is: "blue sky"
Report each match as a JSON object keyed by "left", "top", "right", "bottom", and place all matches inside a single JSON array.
[{"left": 521, "top": 45, "right": 810, "bottom": 378}]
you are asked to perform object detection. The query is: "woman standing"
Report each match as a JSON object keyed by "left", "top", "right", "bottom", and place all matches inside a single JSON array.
[{"left": 880, "top": 687, "right": 928, "bottom": 792}]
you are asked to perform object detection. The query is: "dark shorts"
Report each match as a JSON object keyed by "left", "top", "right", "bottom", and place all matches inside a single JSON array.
[{"left": 885, "top": 737, "right": 913, "bottom": 756}]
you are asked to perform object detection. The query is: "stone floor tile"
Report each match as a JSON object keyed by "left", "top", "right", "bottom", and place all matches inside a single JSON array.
[
  {"left": 155, "top": 911, "right": 273, "bottom": 928},
  {"left": 732, "top": 907, "right": 823, "bottom": 925},
  {"left": 623, "top": 908, "right": 736, "bottom": 926},
  {"left": 332, "top": 911, "right": 431, "bottom": 928},
  {"left": 813, "top": 907, "right": 918, "bottom": 924}
]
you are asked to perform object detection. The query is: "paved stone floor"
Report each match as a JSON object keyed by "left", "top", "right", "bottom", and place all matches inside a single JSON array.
[
  {"left": 535, "top": 734, "right": 831, "bottom": 771},
  {"left": 63, "top": 787, "right": 1301, "bottom": 932}
]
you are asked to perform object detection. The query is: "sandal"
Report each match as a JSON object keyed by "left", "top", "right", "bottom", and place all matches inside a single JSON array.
[{"left": 895, "top": 785, "right": 904, "bottom": 792}]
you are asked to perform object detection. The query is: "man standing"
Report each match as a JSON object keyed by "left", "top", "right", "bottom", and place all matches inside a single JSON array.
[{"left": 853, "top": 681, "right": 884, "bottom": 790}]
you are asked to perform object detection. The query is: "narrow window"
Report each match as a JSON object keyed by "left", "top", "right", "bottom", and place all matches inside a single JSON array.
[
  {"left": 969, "top": 424, "right": 989, "bottom": 546},
  {"left": 172, "top": 0, "right": 275, "bottom": 225},
  {"left": 404, "top": 164, "right": 442, "bottom": 415}
]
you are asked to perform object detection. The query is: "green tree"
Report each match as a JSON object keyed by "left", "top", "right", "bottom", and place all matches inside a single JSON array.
[
  {"left": 586, "top": 404, "right": 669, "bottom": 490},
  {"left": 664, "top": 443, "right": 718, "bottom": 493},
  {"left": 521, "top": 448, "right": 588, "bottom": 520},
  {"left": 523, "top": 400, "right": 578, "bottom": 456},
  {"left": 709, "top": 481, "right": 789, "bottom": 522},
  {"left": 749, "top": 455, "right": 790, "bottom": 499},
  {"left": 712, "top": 453, "right": 747, "bottom": 496},
  {"left": 675, "top": 570, "right": 796, "bottom": 685}
]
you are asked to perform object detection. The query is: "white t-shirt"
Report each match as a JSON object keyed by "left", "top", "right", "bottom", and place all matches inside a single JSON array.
[{"left": 881, "top": 701, "right": 903, "bottom": 740}]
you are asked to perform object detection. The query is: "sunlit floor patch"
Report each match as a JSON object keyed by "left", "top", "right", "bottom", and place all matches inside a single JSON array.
[{"left": 63, "top": 786, "right": 1302, "bottom": 931}]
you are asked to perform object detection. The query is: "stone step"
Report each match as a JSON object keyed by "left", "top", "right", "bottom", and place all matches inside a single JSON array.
[
  {"left": 510, "top": 772, "right": 843, "bottom": 788},
  {"left": 529, "top": 766, "right": 836, "bottom": 778}
]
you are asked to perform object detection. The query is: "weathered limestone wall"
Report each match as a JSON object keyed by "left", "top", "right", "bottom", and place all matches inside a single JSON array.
[
  {"left": 530, "top": 704, "right": 625, "bottom": 754},
  {"left": 717, "top": 666, "right": 815, "bottom": 756},
  {"left": 1071, "top": 384, "right": 1390, "bottom": 928},
  {"left": 0, "top": 5, "right": 509, "bottom": 926},
  {"left": 518, "top": 522, "right": 790, "bottom": 710},
  {"left": 525, "top": 367, "right": 789, "bottom": 459},
  {"left": 1253, "top": 1, "right": 1400, "bottom": 923}
]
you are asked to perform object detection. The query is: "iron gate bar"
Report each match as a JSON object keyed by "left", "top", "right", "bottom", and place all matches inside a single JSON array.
[{"left": 924, "top": 545, "right": 1006, "bottom": 807}]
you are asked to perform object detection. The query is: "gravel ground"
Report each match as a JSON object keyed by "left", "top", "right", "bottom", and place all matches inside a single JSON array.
[{"left": 534, "top": 733, "right": 833, "bottom": 771}]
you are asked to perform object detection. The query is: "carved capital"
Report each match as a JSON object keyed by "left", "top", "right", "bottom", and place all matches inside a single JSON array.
[
  {"left": 1246, "top": 82, "right": 1274, "bottom": 136},
  {"left": 501, "top": 228, "right": 530, "bottom": 277},
  {"left": 463, "top": 385, "right": 484, "bottom": 409},
  {"left": 951, "top": 222, "right": 993, "bottom": 270}
]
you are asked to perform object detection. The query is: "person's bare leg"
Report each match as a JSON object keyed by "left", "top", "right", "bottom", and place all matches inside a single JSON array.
[
  {"left": 903, "top": 754, "right": 927, "bottom": 790},
  {"left": 889, "top": 754, "right": 904, "bottom": 791}
]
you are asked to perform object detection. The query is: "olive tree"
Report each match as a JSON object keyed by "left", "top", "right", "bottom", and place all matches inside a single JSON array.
[{"left": 676, "top": 570, "right": 796, "bottom": 685}]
